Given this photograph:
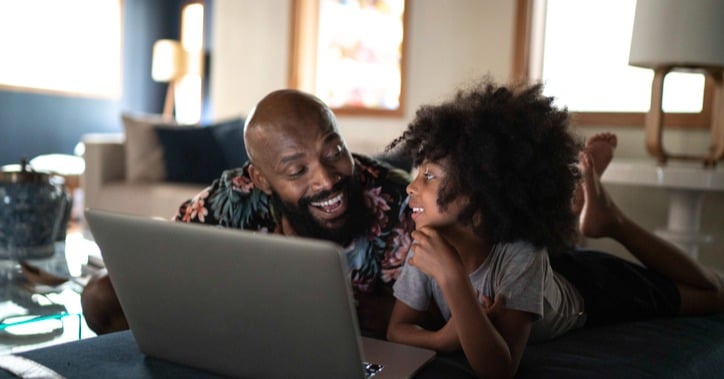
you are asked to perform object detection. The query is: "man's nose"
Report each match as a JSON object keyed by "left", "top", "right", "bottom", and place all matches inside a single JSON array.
[{"left": 310, "top": 165, "right": 339, "bottom": 192}]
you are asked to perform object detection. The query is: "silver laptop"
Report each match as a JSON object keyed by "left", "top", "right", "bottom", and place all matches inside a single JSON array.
[{"left": 84, "top": 209, "right": 435, "bottom": 378}]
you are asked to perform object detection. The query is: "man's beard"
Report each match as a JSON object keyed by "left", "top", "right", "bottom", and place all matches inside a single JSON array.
[{"left": 270, "top": 174, "right": 371, "bottom": 246}]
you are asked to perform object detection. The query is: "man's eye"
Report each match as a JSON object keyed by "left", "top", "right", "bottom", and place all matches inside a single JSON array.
[
  {"left": 326, "top": 144, "right": 343, "bottom": 160},
  {"left": 289, "top": 167, "right": 306, "bottom": 177}
]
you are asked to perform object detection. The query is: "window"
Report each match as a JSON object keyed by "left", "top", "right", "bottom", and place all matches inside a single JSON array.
[
  {"left": 0, "top": 0, "right": 122, "bottom": 98},
  {"left": 513, "top": 0, "right": 713, "bottom": 128},
  {"left": 290, "top": 0, "right": 408, "bottom": 116}
]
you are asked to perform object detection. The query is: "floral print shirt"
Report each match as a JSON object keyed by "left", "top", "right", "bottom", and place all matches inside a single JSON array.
[{"left": 175, "top": 154, "right": 414, "bottom": 293}]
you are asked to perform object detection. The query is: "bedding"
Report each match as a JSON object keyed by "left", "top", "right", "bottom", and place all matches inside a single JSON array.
[
  {"left": 5, "top": 313, "right": 724, "bottom": 378},
  {"left": 416, "top": 312, "right": 724, "bottom": 378}
]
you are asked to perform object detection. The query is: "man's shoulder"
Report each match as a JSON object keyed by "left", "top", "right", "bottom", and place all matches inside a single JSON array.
[
  {"left": 219, "top": 162, "right": 252, "bottom": 182},
  {"left": 175, "top": 161, "right": 276, "bottom": 231}
]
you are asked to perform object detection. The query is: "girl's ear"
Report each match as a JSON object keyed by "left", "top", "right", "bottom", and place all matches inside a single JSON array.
[
  {"left": 248, "top": 164, "right": 272, "bottom": 195},
  {"left": 473, "top": 210, "right": 483, "bottom": 229}
]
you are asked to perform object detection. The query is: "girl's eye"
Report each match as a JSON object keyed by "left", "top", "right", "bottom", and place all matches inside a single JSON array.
[{"left": 423, "top": 168, "right": 435, "bottom": 181}]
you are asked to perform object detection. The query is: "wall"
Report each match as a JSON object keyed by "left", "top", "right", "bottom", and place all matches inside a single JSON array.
[
  {"left": 209, "top": 0, "right": 515, "bottom": 155},
  {"left": 210, "top": 0, "right": 724, "bottom": 272},
  {"left": 0, "top": 0, "right": 182, "bottom": 166}
]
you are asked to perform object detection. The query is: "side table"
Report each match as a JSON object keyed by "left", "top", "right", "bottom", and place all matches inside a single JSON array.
[
  {"left": 0, "top": 226, "right": 99, "bottom": 354},
  {"left": 601, "top": 159, "right": 724, "bottom": 259}
]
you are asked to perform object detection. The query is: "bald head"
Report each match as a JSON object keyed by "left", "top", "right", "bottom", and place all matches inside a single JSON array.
[
  {"left": 242, "top": 89, "right": 358, "bottom": 243},
  {"left": 244, "top": 89, "right": 338, "bottom": 164}
]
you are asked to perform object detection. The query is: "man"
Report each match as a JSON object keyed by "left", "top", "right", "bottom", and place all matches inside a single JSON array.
[{"left": 82, "top": 89, "right": 417, "bottom": 337}]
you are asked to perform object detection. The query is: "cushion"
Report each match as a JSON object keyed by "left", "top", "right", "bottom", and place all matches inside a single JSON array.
[
  {"left": 207, "top": 117, "right": 248, "bottom": 168},
  {"left": 154, "top": 118, "right": 246, "bottom": 184},
  {"left": 121, "top": 113, "right": 181, "bottom": 182}
]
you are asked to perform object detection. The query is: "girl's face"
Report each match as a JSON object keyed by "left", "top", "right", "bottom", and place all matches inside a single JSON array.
[{"left": 406, "top": 159, "right": 467, "bottom": 230}]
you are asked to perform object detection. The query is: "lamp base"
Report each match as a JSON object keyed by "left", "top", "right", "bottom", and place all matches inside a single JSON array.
[
  {"left": 645, "top": 67, "right": 724, "bottom": 167},
  {"left": 162, "top": 81, "right": 176, "bottom": 121}
]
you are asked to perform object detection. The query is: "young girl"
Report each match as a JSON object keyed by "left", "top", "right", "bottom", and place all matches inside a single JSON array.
[{"left": 385, "top": 81, "right": 724, "bottom": 378}]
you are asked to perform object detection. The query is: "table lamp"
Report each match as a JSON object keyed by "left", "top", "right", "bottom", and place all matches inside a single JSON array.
[
  {"left": 151, "top": 39, "right": 185, "bottom": 120},
  {"left": 629, "top": 0, "right": 724, "bottom": 166}
]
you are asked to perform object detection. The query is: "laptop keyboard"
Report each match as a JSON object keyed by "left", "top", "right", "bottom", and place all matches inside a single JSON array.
[{"left": 363, "top": 362, "right": 384, "bottom": 378}]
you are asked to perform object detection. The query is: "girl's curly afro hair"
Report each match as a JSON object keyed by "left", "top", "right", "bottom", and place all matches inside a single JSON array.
[{"left": 387, "top": 79, "right": 582, "bottom": 255}]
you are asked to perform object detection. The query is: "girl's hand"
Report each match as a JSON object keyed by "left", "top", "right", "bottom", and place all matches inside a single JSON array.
[
  {"left": 432, "top": 294, "right": 508, "bottom": 353},
  {"left": 479, "top": 293, "right": 506, "bottom": 324},
  {"left": 408, "top": 227, "right": 464, "bottom": 282}
]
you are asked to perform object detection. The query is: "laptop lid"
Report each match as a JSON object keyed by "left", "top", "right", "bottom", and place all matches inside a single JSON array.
[{"left": 84, "top": 209, "right": 434, "bottom": 378}]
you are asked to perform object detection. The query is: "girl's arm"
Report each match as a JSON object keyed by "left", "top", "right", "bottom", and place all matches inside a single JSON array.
[
  {"left": 410, "top": 227, "right": 535, "bottom": 378},
  {"left": 388, "top": 276, "right": 534, "bottom": 378},
  {"left": 387, "top": 300, "right": 461, "bottom": 352},
  {"left": 438, "top": 272, "right": 534, "bottom": 378}
]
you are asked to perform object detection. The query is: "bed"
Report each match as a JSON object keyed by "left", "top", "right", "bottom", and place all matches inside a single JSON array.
[
  {"left": 2, "top": 313, "right": 723, "bottom": 378},
  {"left": 416, "top": 312, "right": 724, "bottom": 378}
]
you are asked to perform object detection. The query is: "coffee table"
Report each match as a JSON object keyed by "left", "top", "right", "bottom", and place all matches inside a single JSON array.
[{"left": 0, "top": 227, "right": 100, "bottom": 354}]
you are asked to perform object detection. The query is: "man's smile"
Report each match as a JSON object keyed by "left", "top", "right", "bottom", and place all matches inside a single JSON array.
[
  {"left": 310, "top": 193, "right": 344, "bottom": 212},
  {"left": 309, "top": 191, "right": 348, "bottom": 222}
]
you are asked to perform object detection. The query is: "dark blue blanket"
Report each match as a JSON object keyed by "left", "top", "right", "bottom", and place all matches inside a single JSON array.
[
  {"left": 4, "top": 313, "right": 724, "bottom": 378},
  {"left": 421, "top": 313, "right": 724, "bottom": 378}
]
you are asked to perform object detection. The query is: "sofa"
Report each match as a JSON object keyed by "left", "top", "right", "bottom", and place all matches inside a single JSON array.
[
  {"left": 81, "top": 133, "right": 206, "bottom": 220},
  {"left": 81, "top": 113, "right": 249, "bottom": 221}
]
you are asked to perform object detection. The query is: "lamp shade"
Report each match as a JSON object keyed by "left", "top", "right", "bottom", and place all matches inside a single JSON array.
[
  {"left": 151, "top": 39, "right": 184, "bottom": 82},
  {"left": 629, "top": 0, "right": 724, "bottom": 69}
]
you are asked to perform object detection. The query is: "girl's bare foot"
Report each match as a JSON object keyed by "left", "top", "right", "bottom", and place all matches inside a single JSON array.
[
  {"left": 572, "top": 133, "right": 618, "bottom": 216},
  {"left": 578, "top": 152, "right": 623, "bottom": 239},
  {"left": 585, "top": 132, "right": 617, "bottom": 176}
]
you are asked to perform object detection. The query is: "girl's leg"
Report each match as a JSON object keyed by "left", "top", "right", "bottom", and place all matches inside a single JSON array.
[
  {"left": 578, "top": 151, "right": 724, "bottom": 314},
  {"left": 678, "top": 285, "right": 724, "bottom": 315}
]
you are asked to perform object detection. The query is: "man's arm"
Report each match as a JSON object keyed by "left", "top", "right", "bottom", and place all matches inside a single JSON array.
[{"left": 355, "top": 286, "right": 396, "bottom": 339}]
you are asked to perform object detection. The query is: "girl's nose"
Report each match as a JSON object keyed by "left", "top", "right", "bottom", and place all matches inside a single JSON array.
[{"left": 406, "top": 180, "right": 417, "bottom": 196}]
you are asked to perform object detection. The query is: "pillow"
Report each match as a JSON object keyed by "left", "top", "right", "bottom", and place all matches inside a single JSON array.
[
  {"left": 207, "top": 118, "right": 248, "bottom": 168},
  {"left": 154, "top": 118, "right": 247, "bottom": 184},
  {"left": 121, "top": 112, "right": 180, "bottom": 182}
]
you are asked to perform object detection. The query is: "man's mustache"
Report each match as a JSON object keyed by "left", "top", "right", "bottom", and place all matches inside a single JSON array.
[{"left": 299, "top": 176, "right": 350, "bottom": 207}]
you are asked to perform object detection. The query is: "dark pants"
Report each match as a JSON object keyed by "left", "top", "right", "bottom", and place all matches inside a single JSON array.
[{"left": 550, "top": 248, "right": 681, "bottom": 327}]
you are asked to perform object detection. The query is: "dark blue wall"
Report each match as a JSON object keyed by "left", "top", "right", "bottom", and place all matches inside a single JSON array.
[{"left": 0, "top": 0, "right": 184, "bottom": 165}]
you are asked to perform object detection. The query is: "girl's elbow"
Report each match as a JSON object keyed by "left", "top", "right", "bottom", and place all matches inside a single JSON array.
[
  {"left": 386, "top": 324, "right": 400, "bottom": 343},
  {"left": 471, "top": 355, "right": 516, "bottom": 379},
  {"left": 473, "top": 367, "right": 515, "bottom": 379},
  {"left": 385, "top": 328, "right": 394, "bottom": 342}
]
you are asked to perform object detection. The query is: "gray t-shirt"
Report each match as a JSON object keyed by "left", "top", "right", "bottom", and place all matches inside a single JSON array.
[{"left": 393, "top": 241, "right": 585, "bottom": 343}]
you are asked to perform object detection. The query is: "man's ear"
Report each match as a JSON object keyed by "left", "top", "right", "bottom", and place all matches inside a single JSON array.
[{"left": 248, "top": 164, "right": 272, "bottom": 194}]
